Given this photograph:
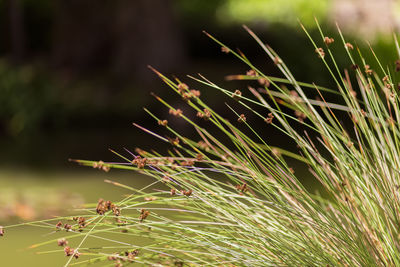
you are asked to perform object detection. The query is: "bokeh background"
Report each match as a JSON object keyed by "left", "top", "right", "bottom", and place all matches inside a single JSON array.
[{"left": 1, "top": 0, "right": 400, "bottom": 265}]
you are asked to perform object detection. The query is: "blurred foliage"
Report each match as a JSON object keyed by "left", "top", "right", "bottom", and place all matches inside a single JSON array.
[
  {"left": 0, "top": 61, "right": 59, "bottom": 136},
  {"left": 216, "top": 0, "right": 331, "bottom": 27}
]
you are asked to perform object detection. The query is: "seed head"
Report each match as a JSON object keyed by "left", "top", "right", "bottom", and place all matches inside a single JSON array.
[
  {"left": 170, "top": 188, "right": 176, "bottom": 195},
  {"left": 364, "top": 65, "right": 373, "bottom": 75},
  {"left": 182, "top": 189, "right": 193, "bottom": 197},
  {"left": 221, "top": 46, "right": 230, "bottom": 53},
  {"left": 177, "top": 83, "right": 189, "bottom": 93},
  {"left": 190, "top": 89, "right": 201, "bottom": 98},
  {"left": 324, "top": 36, "right": 334, "bottom": 45},
  {"left": 315, "top": 47, "right": 325, "bottom": 58},
  {"left": 56, "top": 221, "right": 63, "bottom": 230},
  {"left": 238, "top": 114, "right": 246, "bottom": 123},
  {"left": 273, "top": 56, "right": 282, "bottom": 65},
  {"left": 169, "top": 108, "right": 183, "bottom": 117},
  {"left": 345, "top": 42, "right": 354, "bottom": 50},
  {"left": 258, "top": 78, "right": 270, "bottom": 87},
  {"left": 158, "top": 120, "right": 168, "bottom": 126},
  {"left": 264, "top": 113, "right": 274, "bottom": 124},
  {"left": 57, "top": 238, "right": 68, "bottom": 246},
  {"left": 139, "top": 209, "right": 150, "bottom": 222},
  {"left": 246, "top": 69, "right": 257, "bottom": 76},
  {"left": 64, "top": 246, "right": 74, "bottom": 257},
  {"left": 232, "top": 90, "right": 242, "bottom": 100}
]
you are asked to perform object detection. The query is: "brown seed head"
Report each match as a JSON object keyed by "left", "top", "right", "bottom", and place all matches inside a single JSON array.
[
  {"left": 64, "top": 246, "right": 74, "bottom": 257},
  {"left": 169, "top": 108, "right": 183, "bottom": 117},
  {"left": 221, "top": 46, "right": 230, "bottom": 53},
  {"left": 273, "top": 56, "right": 282, "bottom": 65},
  {"left": 345, "top": 42, "right": 354, "bottom": 50},
  {"left": 57, "top": 238, "right": 68, "bottom": 246},
  {"left": 324, "top": 36, "right": 334, "bottom": 45},
  {"left": 177, "top": 83, "right": 189, "bottom": 93},
  {"left": 56, "top": 221, "right": 63, "bottom": 229},
  {"left": 139, "top": 209, "right": 150, "bottom": 222},
  {"left": 102, "top": 165, "right": 110, "bottom": 172},
  {"left": 238, "top": 114, "right": 246, "bottom": 123},
  {"left": 264, "top": 113, "right": 274, "bottom": 124},
  {"left": 364, "top": 65, "right": 373, "bottom": 75},
  {"left": 315, "top": 47, "right": 325, "bottom": 58},
  {"left": 190, "top": 89, "right": 201, "bottom": 98},
  {"left": 182, "top": 189, "right": 193, "bottom": 197},
  {"left": 158, "top": 120, "right": 168, "bottom": 126},
  {"left": 64, "top": 224, "right": 72, "bottom": 231},
  {"left": 295, "top": 110, "right": 307, "bottom": 122},
  {"left": 246, "top": 69, "right": 257, "bottom": 76},
  {"left": 232, "top": 90, "right": 242, "bottom": 100},
  {"left": 112, "top": 206, "right": 121, "bottom": 216},
  {"left": 258, "top": 78, "right": 270, "bottom": 87},
  {"left": 0, "top": 226, "right": 4, "bottom": 236}
]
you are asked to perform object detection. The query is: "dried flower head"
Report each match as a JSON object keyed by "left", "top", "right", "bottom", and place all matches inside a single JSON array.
[
  {"left": 258, "top": 78, "right": 270, "bottom": 87},
  {"left": 264, "top": 113, "right": 274, "bottom": 124},
  {"left": 125, "top": 249, "right": 139, "bottom": 261},
  {"left": 182, "top": 189, "right": 193, "bottom": 197},
  {"left": 232, "top": 90, "right": 242, "bottom": 100},
  {"left": 0, "top": 226, "right": 4, "bottom": 236},
  {"left": 112, "top": 205, "right": 121, "bottom": 216},
  {"left": 169, "top": 108, "right": 183, "bottom": 117},
  {"left": 196, "top": 153, "right": 204, "bottom": 160},
  {"left": 273, "top": 56, "right": 282, "bottom": 65},
  {"left": 132, "top": 155, "right": 147, "bottom": 169},
  {"left": 295, "top": 110, "right": 307, "bottom": 122},
  {"left": 364, "top": 65, "right": 373, "bottom": 75},
  {"left": 158, "top": 120, "right": 168, "bottom": 126},
  {"left": 345, "top": 42, "right": 354, "bottom": 50},
  {"left": 235, "top": 183, "right": 248, "bottom": 195},
  {"left": 190, "top": 89, "right": 201, "bottom": 98},
  {"left": 56, "top": 221, "right": 63, "bottom": 230},
  {"left": 170, "top": 188, "right": 176, "bottom": 195},
  {"left": 139, "top": 209, "right": 150, "bottom": 222},
  {"left": 177, "top": 83, "right": 189, "bottom": 93},
  {"left": 64, "top": 246, "right": 74, "bottom": 257},
  {"left": 246, "top": 69, "right": 257, "bottom": 76},
  {"left": 57, "top": 238, "right": 68, "bottom": 246},
  {"left": 168, "top": 137, "right": 180, "bottom": 146},
  {"left": 64, "top": 224, "right": 72, "bottom": 231},
  {"left": 315, "top": 48, "right": 325, "bottom": 58},
  {"left": 324, "top": 36, "right": 334, "bottom": 45},
  {"left": 181, "top": 160, "right": 195, "bottom": 166},
  {"left": 238, "top": 114, "right": 246, "bottom": 123},
  {"left": 221, "top": 46, "right": 230, "bottom": 53}
]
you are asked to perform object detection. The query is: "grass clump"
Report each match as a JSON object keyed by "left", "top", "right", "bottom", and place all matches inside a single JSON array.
[{"left": 6, "top": 21, "right": 400, "bottom": 266}]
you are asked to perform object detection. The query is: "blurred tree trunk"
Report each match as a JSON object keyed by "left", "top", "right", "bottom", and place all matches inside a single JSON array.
[
  {"left": 112, "top": 0, "right": 186, "bottom": 82},
  {"left": 51, "top": 0, "right": 114, "bottom": 74},
  {"left": 51, "top": 0, "right": 186, "bottom": 82},
  {"left": 8, "top": 0, "right": 25, "bottom": 63}
]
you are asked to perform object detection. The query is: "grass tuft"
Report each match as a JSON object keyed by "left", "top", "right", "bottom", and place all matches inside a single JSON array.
[{"left": 8, "top": 22, "right": 400, "bottom": 266}]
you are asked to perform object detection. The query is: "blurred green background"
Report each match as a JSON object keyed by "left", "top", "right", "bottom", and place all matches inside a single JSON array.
[{"left": 1, "top": 0, "right": 400, "bottom": 265}]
